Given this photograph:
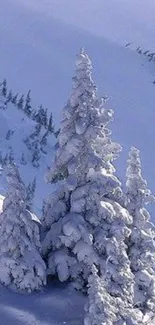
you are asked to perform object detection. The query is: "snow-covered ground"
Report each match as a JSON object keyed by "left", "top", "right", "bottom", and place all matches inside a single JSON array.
[
  {"left": 0, "top": 282, "right": 85, "bottom": 325},
  {"left": 1, "top": 1, "right": 155, "bottom": 324}
]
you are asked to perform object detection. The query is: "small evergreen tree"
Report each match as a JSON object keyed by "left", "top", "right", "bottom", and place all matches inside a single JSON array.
[
  {"left": 1, "top": 79, "right": 7, "bottom": 97},
  {"left": 44, "top": 108, "right": 48, "bottom": 128},
  {"left": 54, "top": 128, "right": 60, "bottom": 138},
  {"left": 30, "top": 124, "right": 41, "bottom": 140},
  {"left": 17, "top": 95, "right": 24, "bottom": 110},
  {"left": 31, "top": 140, "right": 41, "bottom": 167},
  {"left": 24, "top": 136, "right": 31, "bottom": 150},
  {"left": 31, "top": 108, "right": 37, "bottom": 121},
  {"left": 6, "top": 129, "right": 14, "bottom": 140},
  {"left": 11, "top": 93, "right": 18, "bottom": 105},
  {"left": 34, "top": 105, "right": 48, "bottom": 127},
  {"left": 0, "top": 98, "right": 6, "bottom": 110},
  {"left": 26, "top": 177, "right": 36, "bottom": 210},
  {"left": 0, "top": 80, "right": 7, "bottom": 109},
  {"left": 48, "top": 112, "right": 54, "bottom": 133},
  {"left": 3, "top": 154, "right": 8, "bottom": 166},
  {"left": 31, "top": 176, "right": 36, "bottom": 195},
  {"left": 0, "top": 151, "right": 3, "bottom": 165},
  {"left": 0, "top": 164, "right": 46, "bottom": 292},
  {"left": 24, "top": 90, "right": 32, "bottom": 116},
  {"left": 42, "top": 199, "right": 46, "bottom": 216},
  {"left": 8, "top": 147, "right": 14, "bottom": 164},
  {"left": 5, "top": 90, "right": 13, "bottom": 104},
  {"left": 126, "top": 147, "right": 155, "bottom": 314},
  {"left": 24, "top": 125, "right": 42, "bottom": 167},
  {"left": 40, "top": 131, "right": 48, "bottom": 154},
  {"left": 20, "top": 153, "right": 27, "bottom": 165}
]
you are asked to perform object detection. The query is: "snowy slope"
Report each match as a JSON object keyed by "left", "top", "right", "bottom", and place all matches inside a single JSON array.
[
  {"left": 0, "top": 101, "right": 55, "bottom": 216},
  {"left": 17, "top": 0, "right": 155, "bottom": 50}
]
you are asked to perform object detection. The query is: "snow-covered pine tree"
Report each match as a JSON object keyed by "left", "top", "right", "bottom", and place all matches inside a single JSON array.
[
  {"left": 30, "top": 124, "right": 42, "bottom": 139},
  {"left": 48, "top": 112, "right": 54, "bottom": 133},
  {"left": 42, "top": 50, "right": 134, "bottom": 313},
  {"left": 24, "top": 125, "right": 40, "bottom": 150},
  {"left": 3, "top": 154, "right": 8, "bottom": 166},
  {"left": 31, "top": 140, "right": 41, "bottom": 167},
  {"left": 40, "top": 131, "right": 48, "bottom": 154},
  {"left": 24, "top": 124, "right": 42, "bottom": 167},
  {"left": 34, "top": 105, "right": 48, "bottom": 127},
  {"left": 20, "top": 152, "right": 27, "bottom": 165},
  {"left": 0, "top": 80, "right": 7, "bottom": 110},
  {"left": 0, "top": 97, "right": 6, "bottom": 110},
  {"left": 0, "top": 151, "right": 3, "bottom": 165},
  {"left": 5, "top": 90, "right": 13, "bottom": 104},
  {"left": 24, "top": 90, "right": 32, "bottom": 116},
  {"left": 11, "top": 93, "right": 18, "bottom": 105},
  {"left": 8, "top": 147, "right": 14, "bottom": 164},
  {"left": 44, "top": 108, "right": 48, "bottom": 128},
  {"left": 17, "top": 94, "right": 24, "bottom": 110},
  {"left": 54, "top": 128, "right": 60, "bottom": 138},
  {"left": 126, "top": 147, "right": 155, "bottom": 314},
  {"left": 31, "top": 176, "right": 36, "bottom": 196},
  {"left": 0, "top": 163, "right": 46, "bottom": 292},
  {"left": 1, "top": 79, "right": 7, "bottom": 97},
  {"left": 26, "top": 177, "right": 36, "bottom": 210},
  {"left": 6, "top": 129, "right": 14, "bottom": 140}
]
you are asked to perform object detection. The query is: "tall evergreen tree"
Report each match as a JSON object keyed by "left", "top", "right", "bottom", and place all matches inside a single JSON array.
[
  {"left": 126, "top": 147, "right": 155, "bottom": 314},
  {"left": 42, "top": 50, "right": 135, "bottom": 316},
  {"left": 0, "top": 164, "right": 46, "bottom": 292}
]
